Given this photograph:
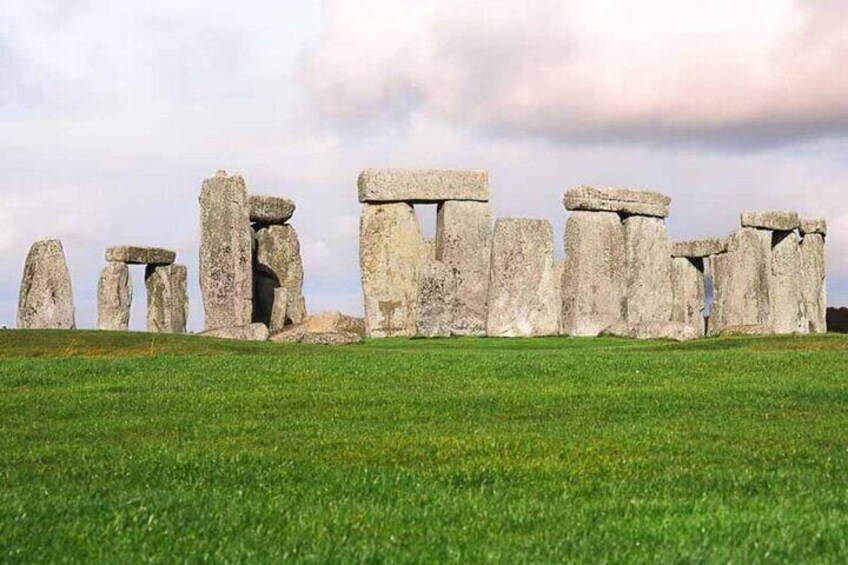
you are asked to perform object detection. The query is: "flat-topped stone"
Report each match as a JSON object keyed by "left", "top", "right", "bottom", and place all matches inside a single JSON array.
[
  {"left": 249, "top": 195, "right": 295, "bottom": 224},
  {"left": 358, "top": 169, "right": 488, "bottom": 203},
  {"left": 740, "top": 211, "right": 800, "bottom": 231},
  {"left": 106, "top": 246, "right": 176, "bottom": 265},
  {"left": 563, "top": 186, "right": 671, "bottom": 218},
  {"left": 800, "top": 218, "right": 827, "bottom": 236},
  {"left": 671, "top": 238, "right": 728, "bottom": 258},
  {"left": 199, "top": 323, "right": 269, "bottom": 341}
]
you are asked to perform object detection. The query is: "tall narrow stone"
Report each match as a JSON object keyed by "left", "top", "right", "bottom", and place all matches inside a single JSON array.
[
  {"left": 145, "top": 264, "right": 188, "bottom": 334},
  {"left": 199, "top": 170, "right": 252, "bottom": 330},
  {"left": 360, "top": 203, "right": 428, "bottom": 337},
  {"left": 435, "top": 200, "right": 492, "bottom": 335},
  {"left": 671, "top": 257, "right": 705, "bottom": 335},
  {"left": 97, "top": 262, "right": 132, "bottom": 331},
  {"left": 416, "top": 260, "right": 457, "bottom": 337},
  {"left": 254, "top": 224, "right": 306, "bottom": 327},
  {"left": 17, "top": 240, "right": 75, "bottom": 330},
  {"left": 561, "top": 211, "right": 626, "bottom": 336},
  {"left": 487, "top": 219, "right": 559, "bottom": 337},
  {"left": 623, "top": 215, "right": 673, "bottom": 324},
  {"left": 770, "top": 231, "right": 805, "bottom": 334},
  {"left": 800, "top": 232, "right": 826, "bottom": 333}
]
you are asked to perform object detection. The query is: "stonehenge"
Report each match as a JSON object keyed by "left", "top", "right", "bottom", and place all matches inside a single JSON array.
[
  {"left": 18, "top": 240, "right": 75, "bottom": 329},
  {"left": 97, "top": 262, "right": 132, "bottom": 331}
]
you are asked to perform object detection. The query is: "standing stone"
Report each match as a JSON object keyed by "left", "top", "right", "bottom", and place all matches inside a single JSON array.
[
  {"left": 416, "top": 261, "right": 457, "bottom": 337},
  {"left": 199, "top": 170, "right": 253, "bottom": 330},
  {"left": 254, "top": 224, "right": 306, "bottom": 327},
  {"left": 561, "top": 211, "right": 626, "bottom": 336},
  {"left": 671, "top": 257, "right": 705, "bottom": 335},
  {"left": 97, "top": 262, "right": 132, "bottom": 331},
  {"left": 487, "top": 219, "right": 560, "bottom": 337},
  {"left": 623, "top": 215, "right": 673, "bottom": 324},
  {"left": 770, "top": 231, "right": 805, "bottom": 334},
  {"left": 360, "top": 203, "right": 428, "bottom": 337},
  {"left": 268, "top": 287, "right": 289, "bottom": 333},
  {"left": 435, "top": 200, "right": 492, "bottom": 335},
  {"left": 145, "top": 264, "right": 188, "bottom": 334},
  {"left": 17, "top": 240, "right": 75, "bottom": 329},
  {"left": 800, "top": 232, "right": 826, "bottom": 333}
]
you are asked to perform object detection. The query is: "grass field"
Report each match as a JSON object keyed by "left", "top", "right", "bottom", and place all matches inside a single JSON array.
[{"left": 1, "top": 330, "right": 847, "bottom": 563}]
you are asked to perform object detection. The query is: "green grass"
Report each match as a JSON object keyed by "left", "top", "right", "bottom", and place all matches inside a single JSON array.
[{"left": 1, "top": 330, "right": 847, "bottom": 563}]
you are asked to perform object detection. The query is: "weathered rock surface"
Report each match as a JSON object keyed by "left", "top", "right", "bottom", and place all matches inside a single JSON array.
[
  {"left": 268, "top": 317, "right": 364, "bottom": 344},
  {"left": 601, "top": 321, "right": 700, "bottom": 341},
  {"left": 741, "top": 211, "right": 800, "bottom": 231},
  {"left": 145, "top": 264, "right": 188, "bottom": 334},
  {"left": 254, "top": 224, "right": 306, "bottom": 327},
  {"left": 268, "top": 287, "right": 288, "bottom": 333},
  {"left": 360, "top": 203, "right": 428, "bottom": 337},
  {"left": 301, "top": 332, "right": 363, "bottom": 345},
  {"left": 671, "top": 238, "right": 727, "bottom": 258},
  {"left": 800, "top": 218, "right": 827, "bottom": 236},
  {"left": 563, "top": 186, "right": 671, "bottom": 218},
  {"left": 249, "top": 195, "right": 295, "bottom": 225},
  {"left": 770, "top": 231, "right": 805, "bottom": 334},
  {"left": 561, "top": 211, "right": 626, "bottom": 336},
  {"left": 416, "top": 261, "right": 457, "bottom": 337},
  {"left": 671, "top": 257, "right": 705, "bottom": 335},
  {"left": 269, "top": 323, "right": 307, "bottom": 343},
  {"left": 487, "top": 219, "right": 560, "bottom": 337},
  {"left": 435, "top": 200, "right": 491, "bottom": 335},
  {"left": 17, "top": 240, "right": 75, "bottom": 330},
  {"left": 200, "top": 323, "right": 269, "bottom": 341},
  {"left": 717, "top": 324, "right": 771, "bottom": 337},
  {"left": 358, "top": 169, "right": 488, "bottom": 203},
  {"left": 199, "top": 170, "right": 253, "bottom": 330},
  {"left": 106, "top": 246, "right": 175, "bottom": 265},
  {"left": 97, "top": 262, "right": 132, "bottom": 331},
  {"left": 623, "top": 215, "right": 673, "bottom": 324},
  {"left": 800, "top": 233, "right": 826, "bottom": 333},
  {"left": 305, "top": 311, "right": 366, "bottom": 335},
  {"left": 709, "top": 228, "right": 772, "bottom": 335}
]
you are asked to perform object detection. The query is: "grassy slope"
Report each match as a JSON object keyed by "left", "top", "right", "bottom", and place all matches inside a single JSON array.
[{"left": 1, "top": 330, "right": 847, "bottom": 563}]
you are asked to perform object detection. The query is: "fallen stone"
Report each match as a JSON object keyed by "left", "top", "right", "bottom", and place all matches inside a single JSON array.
[
  {"left": 487, "top": 219, "right": 560, "bottom": 337},
  {"left": 145, "top": 264, "right": 188, "bottom": 334},
  {"left": 563, "top": 186, "right": 671, "bottom": 218},
  {"left": 770, "top": 231, "right": 805, "bottom": 334},
  {"left": 670, "top": 238, "right": 728, "bottom": 258},
  {"left": 305, "top": 310, "right": 366, "bottom": 335},
  {"left": 249, "top": 195, "right": 295, "bottom": 225},
  {"left": 17, "top": 240, "right": 75, "bottom": 329},
  {"left": 358, "top": 169, "right": 488, "bottom": 203},
  {"left": 269, "top": 323, "right": 307, "bottom": 343},
  {"left": 600, "top": 321, "right": 700, "bottom": 341},
  {"left": 561, "top": 211, "right": 626, "bottom": 336},
  {"left": 671, "top": 257, "right": 705, "bottom": 335},
  {"left": 717, "top": 324, "right": 771, "bottom": 337},
  {"left": 800, "top": 218, "right": 827, "bottom": 236},
  {"left": 199, "top": 170, "right": 253, "bottom": 330},
  {"left": 254, "top": 224, "right": 307, "bottom": 327},
  {"left": 301, "top": 332, "right": 363, "bottom": 345},
  {"left": 740, "top": 211, "right": 800, "bottom": 231},
  {"left": 800, "top": 233, "right": 826, "bottom": 333},
  {"left": 416, "top": 261, "right": 457, "bottom": 337},
  {"left": 268, "top": 287, "right": 288, "bottom": 333},
  {"left": 200, "top": 323, "right": 269, "bottom": 341},
  {"left": 105, "top": 246, "right": 175, "bottom": 265},
  {"left": 97, "top": 262, "right": 132, "bottom": 331},
  {"left": 435, "top": 200, "right": 492, "bottom": 335},
  {"left": 623, "top": 215, "right": 673, "bottom": 324}
]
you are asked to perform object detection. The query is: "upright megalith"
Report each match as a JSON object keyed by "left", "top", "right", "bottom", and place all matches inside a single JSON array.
[
  {"left": 254, "top": 224, "right": 306, "bottom": 326},
  {"left": 145, "top": 264, "right": 188, "bottom": 334},
  {"left": 671, "top": 257, "right": 705, "bottom": 334},
  {"left": 416, "top": 260, "right": 457, "bottom": 337},
  {"left": 17, "top": 240, "right": 75, "bottom": 329},
  {"left": 487, "top": 219, "right": 560, "bottom": 337},
  {"left": 770, "top": 230, "right": 805, "bottom": 334},
  {"left": 623, "top": 215, "right": 673, "bottom": 324},
  {"left": 97, "top": 262, "right": 132, "bottom": 331},
  {"left": 800, "top": 219, "right": 827, "bottom": 333},
  {"left": 199, "top": 170, "right": 253, "bottom": 330}
]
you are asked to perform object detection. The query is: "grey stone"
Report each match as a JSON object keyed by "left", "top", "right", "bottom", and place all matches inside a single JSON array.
[
  {"left": 416, "top": 261, "right": 457, "bottom": 337},
  {"left": 105, "top": 246, "right": 175, "bottom": 265},
  {"left": 600, "top": 321, "right": 700, "bottom": 341},
  {"left": 487, "top": 219, "right": 560, "bottom": 337},
  {"left": 199, "top": 323, "right": 269, "bottom": 341},
  {"left": 717, "top": 324, "right": 771, "bottom": 337},
  {"left": 561, "top": 211, "right": 626, "bottom": 336},
  {"left": 249, "top": 195, "right": 295, "bottom": 225},
  {"left": 145, "top": 264, "right": 188, "bottom": 334},
  {"left": 269, "top": 323, "right": 308, "bottom": 343},
  {"left": 800, "top": 233, "right": 826, "bottom": 333},
  {"left": 623, "top": 215, "right": 673, "bottom": 324},
  {"left": 800, "top": 218, "right": 827, "bottom": 236},
  {"left": 770, "top": 231, "right": 805, "bottom": 334},
  {"left": 358, "top": 169, "right": 488, "bottom": 203},
  {"left": 268, "top": 287, "right": 288, "bottom": 333},
  {"left": 97, "top": 262, "right": 132, "bottom": 331},
  {"left": 563, "top": 186, "right": 671, "bottom": 218},
  {"left": 17, "top": 240, "right": 75, "bottom": 330},
  {"left": 671, "top": 257, "right": 705, "bottom": 335},
  {"left": 360, "top": 202, "right": 428, "bottom": 337},
  {"left": 199, "top": 170, "right": 253, "bottom": 330},
  {"left": 740, "top": 211, "right": 800, "bottom": 231},
  {"left": 435, "top": 200, "right": 492, "bottom": 335},
  {"left": 254, "top": 224, "right": 306, "bottom": 327},
  {"left": 301, "top": 332, "right": 363, "bottom": 345},
  {"left": 305, "top": 310, "right": 366, "bottom": 335},
  {"left": 671, "top": 238, "right": 728, "bottom": 258}
]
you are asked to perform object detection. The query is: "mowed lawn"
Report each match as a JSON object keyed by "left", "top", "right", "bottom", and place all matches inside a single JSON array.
[{"left": 1, "top": 331, "right": 847, "bottom": 563}]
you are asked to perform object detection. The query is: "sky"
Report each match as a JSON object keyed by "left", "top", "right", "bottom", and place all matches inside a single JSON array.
[{"left": 2, "top": 0, "right": 847, "bottom": 330}]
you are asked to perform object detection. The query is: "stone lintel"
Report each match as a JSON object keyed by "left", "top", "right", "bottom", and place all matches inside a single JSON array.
[
  {"left": 670, "top": 238, "right": 728, "bottom": 258},
  {"left": 106, "top": 245, "right": 176, "bottom": 265},
  {"left": 250, "top": 195, "right": 296, "bottom": 225},
  {"left": 800, "top": 218, "right": 827, "bottom": 236},
  {"left": 563, "top": 186, "right": 671, "bottom": 218},
  {"left": 358, "top": 169, "right": 488, "bottom": 203},
  {"left": 740, "top": 211, "right": 800, "bottom": 232}
]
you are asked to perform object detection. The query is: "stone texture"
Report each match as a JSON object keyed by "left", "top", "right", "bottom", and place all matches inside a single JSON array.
[
  {"left": 249, "top": 195, "right": 295, "bottom": 225},
  {"left": 487, "top": 219, "right": 560, "bottom": 337},
  {"left": 717, "top": 324, "right": 771, "bottom": 337},
  {"left": 305, "top": 311, "right": 366, "bottom": 335},
  {"left": 106, "top": 246, "right": 175, "bottom": 265},
  {"left": 199, "top": 170, "right": 253, "bottom": 330},
  {"left": 435, "top": 200, "right": 492, "bottom": 335},
  {"left": 671, "top": 257, "right": 705, "bottom": 335},
  {"left": 358, "top": 169, "right": 488, "bottom": 203},
  {"left": 360, "top": 203, "right": 428, "bottom": 337},
  {"left": 740, "top": 211, "right": 800, "bottom": 231},
  {"left": 416, "top": 261, "right": 457, "bottom": 337},
  {"left": 800, "top": 233, "right": 826, "bottom": 333},
  {"left": 770, "top": 231, "right": 805, "bottom": 334},
  {"left": 17, "top": 240, "right": 75, "bottom": 329},
  {"left": 301, "top": 332, "right": 363, "bottom": 345},
  {"left": 268, "top": 287, "right": 288, "bottom": 333},
  {"left": 800, "top": 218, "right": 827, "bottom": 236},
  {"left": 709, "top": 228, "right": 772, "bottom": 335},
  {"left": 254, "top": 224, "right": 306, "bottom": 327},
  {"left": 269, "top": 323, "right": 308, "bottom": 343},
  {"left": 200, "top": 323, "right": 269, "bottom": 341},
  {"left": 671, "top": 238, "right": 728, "bottom": 258},
  {"left": 145, "top": 264, "right": 188, "bottom": 334},
  {"left": 561, "top": 211, "right": 626, "bottom": 336},
  {"left": 600, "top": 321, "right": 700, "bottom": 341},
  {"left": 97, "top": 262, "right": 132, "bottom": 331},
  {"left": 563, "top": 186, "right": 671, "bottom": 218},
  {"left": 623, "top": 215, "right": 673, "bottom": 324}
]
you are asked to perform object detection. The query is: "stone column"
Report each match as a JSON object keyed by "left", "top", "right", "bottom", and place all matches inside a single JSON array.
[
  {"left": 17, "top": 239, "right": 75, "bottom": 329},
  {"left": 254, "top": 224, "right": 306, "bottom": 327},
  {"left": 623, "top": 215, "right": 673, "bottom": 324},
  {"left": 770, "top": 231, "right": 805, "bottom": 334},
  {"left": 97, "top": 261, "right": 132, "bottom": 331},
  {"left": 800, "top": 219, "right": 827, "bottom": 333},
  {"left": 145, "top": 264, "right": 188, "bottom": 334}
]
